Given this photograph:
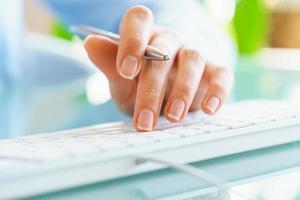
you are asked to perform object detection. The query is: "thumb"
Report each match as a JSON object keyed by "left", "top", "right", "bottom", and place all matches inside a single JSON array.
[
  {"left": 84, "top": 35, "right": 137, "bottom": 115},
  {"left": 84, "top": 35, "right": 119, "bottom": 81}
]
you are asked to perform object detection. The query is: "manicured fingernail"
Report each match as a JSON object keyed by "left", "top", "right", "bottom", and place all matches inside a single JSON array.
[
  {"left": 120, "top": 56, "right": 139, "bottom": 79},
  {"left": 137, "top": 109, "right": 154, "bottom": 131},
  {"left": 206, "top": 96, "right": 220, "bottom": 114},
  {"left": 168, "top": 99, "right": 185, "bottom": 121}
]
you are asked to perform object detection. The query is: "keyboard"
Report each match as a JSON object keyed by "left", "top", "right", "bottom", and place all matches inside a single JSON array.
[{"left": 0, "top": 100, "right": 300, "bottom": 199}]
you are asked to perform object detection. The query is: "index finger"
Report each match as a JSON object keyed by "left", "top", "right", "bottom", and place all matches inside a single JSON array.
[{"left": 117, "top": 6, "right": 154, "bottom": 80}]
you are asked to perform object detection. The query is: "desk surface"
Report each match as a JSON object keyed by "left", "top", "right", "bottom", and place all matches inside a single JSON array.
[
  {"left": 27, "top": 142, "right": 300, "bottom": 200},
  {"left": 1, "top": 53, "right": 300, "bottom": 199}
]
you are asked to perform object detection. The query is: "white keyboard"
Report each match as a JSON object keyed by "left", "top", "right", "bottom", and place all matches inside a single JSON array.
[{"left": 0, "top": 100, "right": 300, "bottom": 199}]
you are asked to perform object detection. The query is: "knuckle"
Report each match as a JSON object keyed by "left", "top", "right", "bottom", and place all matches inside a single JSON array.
[
  {"left": 154, "top": 28, "right": 182, "bottom": 44},
  {"left": 181, "top": 48, "right": 204, "bottom": 63},
  {"left": 123, "top": 35, "right": 146, "bottom": 52},
  {"left": 143, "top": 87, "right": 162, "bottom": 99},
  {"left": 211, "top": 82, "right": 226, "bottom": 97},
  {"left": 159, "top": 28, "right": 179, "bottom": 38},
  {"left": 215, "top": 67, "right": 233, "bottom": 78},
  {"left": 150, "top": 60, "right": 169, "bottom": 68},
  {"left": 214, "top": 67, "right": 235, "bottom": 88},
  {"left": 216, "top": 67, "right": 230, "bottom": 76},
  {"left": 176, "top": 81, "right": 196, "bottom": 98},
  {"left": 126, "top": 35, "right": 145, "bottom": 46},
  {"left": 127, "top": 6, "right": 153, "bottom": 21}
]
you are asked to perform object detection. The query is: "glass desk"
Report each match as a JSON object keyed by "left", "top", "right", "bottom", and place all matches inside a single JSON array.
[{"left": 0, "top": 52, "right": 300, "bottom": 199}]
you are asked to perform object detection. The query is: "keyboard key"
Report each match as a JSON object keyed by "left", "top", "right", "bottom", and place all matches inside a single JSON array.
[
  {"left": 202, "top": 125, "right": 228, "bottom": 133},
  {"left": 126, "top": 137, "right": 155, "bottom": 146},
  {"left": 226, "top": 121, "right": 252, "bottom": 129},
  {"left": 149, "top": 132, "right": 182, "bottom": 141},
  {"left": 248, "top": 118, "right": 271, "bottom": 125}
]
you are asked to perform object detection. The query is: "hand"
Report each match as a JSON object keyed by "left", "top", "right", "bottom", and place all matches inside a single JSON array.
[{"left": 84, "top": 6, "right": 234, "bottom": 131}]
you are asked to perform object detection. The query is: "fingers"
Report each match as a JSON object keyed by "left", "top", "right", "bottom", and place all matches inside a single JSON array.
[
  {"left": 133, "top": 30, "right": 181, "bottom": 131},
  {"left": 84, "top": 36, "right": 119, "bottom": 81},
  {"left": 84, "top": 9, "right": 234, "bottom": 128},
  {"left": 164, "top": 48, "right": 205, "bottom": 122},
  {"left": 84, "top": 35, "right": 137, "bottom": 115},
  {"left": 201, "top": 67, "right": 234, "bottom": 115},
  {"left": 189, "top": 76, "right": 209, "bottom": 112},
  {"left": 117, "top": 6, "right": 154, "bottom": 80}
]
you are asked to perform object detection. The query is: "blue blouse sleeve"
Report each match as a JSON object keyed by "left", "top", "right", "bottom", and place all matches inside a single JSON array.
[{"left": 42, "top": 0, "right": 161, "bottom": 33}]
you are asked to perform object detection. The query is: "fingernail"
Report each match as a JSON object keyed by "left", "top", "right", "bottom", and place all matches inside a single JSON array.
[
  {"left": 168, "top": 99, "right": 185, "bottom": 121},
  {"left": 120, "top": 56, "right": 139, "bottom": 79},
  {"left": 137, "top": 109, "right": 154, "bottom": 131},
  {"left": 206, "top": 96, "right": 220, "bottom": 114}
]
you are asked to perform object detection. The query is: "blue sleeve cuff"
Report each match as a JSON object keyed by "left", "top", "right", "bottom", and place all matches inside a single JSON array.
[{"left": 42, "top": 0, "right": 161, "bottom": 33}]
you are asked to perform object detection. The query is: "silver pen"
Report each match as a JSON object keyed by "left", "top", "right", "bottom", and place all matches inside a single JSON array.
[{"left": 70, "top": 25, "right": 169, "bottom": 61}]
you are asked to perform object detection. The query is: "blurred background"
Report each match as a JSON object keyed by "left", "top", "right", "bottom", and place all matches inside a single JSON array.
[
  {"left": 0, "top": 0, "right": 299, "bottom": 199},
  {"left": 19, "top": 0, "right": 300, "bottom": 132},
  {"left": 24, "top": 0, "right": 300, "bottom": 101}
]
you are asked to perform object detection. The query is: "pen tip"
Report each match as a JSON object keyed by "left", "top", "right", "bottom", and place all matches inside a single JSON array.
[{"left": 163, "top": 55, "right": 170, "bottom": 61}]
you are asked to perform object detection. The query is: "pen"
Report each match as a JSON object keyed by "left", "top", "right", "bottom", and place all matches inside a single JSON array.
[{"left": 70, "top": 25, "right": 169, "bottom": 61}]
